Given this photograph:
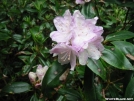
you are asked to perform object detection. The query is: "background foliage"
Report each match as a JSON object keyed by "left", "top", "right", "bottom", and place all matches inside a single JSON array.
[{"left": 0, "top": 0, "right": 134, "bottom": 101}]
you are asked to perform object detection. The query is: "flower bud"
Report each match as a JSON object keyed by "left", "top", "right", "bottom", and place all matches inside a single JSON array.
[
  {"left": 28, "top": 72, "right": 37, "bottom": 83},
  {"left": 36, "top": 65, "right": 48, "bottom": 81}
]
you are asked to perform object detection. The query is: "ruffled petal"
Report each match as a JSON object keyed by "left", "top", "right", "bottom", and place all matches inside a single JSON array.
[
  {"left": 93, "top": 26, "right": 104, "bottom": 35},
  {"left": 54, "top": 17, "right": 70, "bottom": 33},
  {"left": 50, "top": 31, "right": 72, "bottom": 43},
  {"left": 87, "top": 43, "right": 101, "bottom": 60},
  {"left": 86, "top": 17, "right": 98, "bottom": 24},
  {"left": 75, "top": 0, "right": 85, "bottom": 4},
  {"left": 78, "top": 49, "right": 88, "bottom": 65},
  {"left": 63, "top": 9, "right": 72, "bottom": 20}
]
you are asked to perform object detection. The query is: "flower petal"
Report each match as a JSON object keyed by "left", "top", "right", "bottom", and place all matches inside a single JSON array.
[
  {"left": 75, "top": 0, "right": 85, "bottom": 4},
  {"left": 50, "top": 31, "right": 72, "bottom": 43},
  {"left": 93, "top": 26, "right": 104, "bottom": 35},
  {"left": 86, "top": 17, "right": 98, "bottom": 25},
  {"left": 70, "top": 51, "right": 77, "bottom": 70},
  {"left": 78, "top": 49, "right": 88, "bottom": 65},
  {"left": 87, "top": 43, "right": 101, "bottom": 60}
]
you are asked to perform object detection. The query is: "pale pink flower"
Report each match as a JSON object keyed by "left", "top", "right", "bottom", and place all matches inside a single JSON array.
[
  {"left": 50, "top": 43, "right": 77, "bottom": 70},
  {"left": 50, "top": 10, "right": 104, "bottom": 70},
  {"left": 75, "top": 0, "right": 91, "bottom": 4},
  {"left": 50, "top": 10, "right": 73, "bottom": 43}
]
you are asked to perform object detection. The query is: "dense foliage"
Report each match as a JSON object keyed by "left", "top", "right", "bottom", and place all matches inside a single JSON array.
[{"left": 0, "top": 0, "right": 134, "bottom": 101}]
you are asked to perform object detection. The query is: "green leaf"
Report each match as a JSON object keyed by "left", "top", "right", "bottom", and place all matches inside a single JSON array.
[
  {"left": 2, "top": 82, "right": 31, "bottom": 94},
  {"left": 123, "top": 71, "right": 134, "bottom": 93},
  {"left": 22, "top": 65, "right": 31, "bottom": 76},
  {"left": 87, "top": 58, "right": 106, "bottom": 81},
  {"left": 101, "top": 47, "right": 134, "bottom": 70},
  {"left": 112, "top": 41, "right": 134, "bottom": 56},
  {"left": 38, "top": 57, "right": 47, "bottom": 66},
  {"left": 58, "top": 88, "right": 82, "bottom": 101},
  {"left": 0, "top": 31, "right": 11, "bottom": 41},
  {"left": 125, "top": 77, "right": 134, "bottom": 98},
  {"left": 56, "top": 95, "right": 64, "bottom": 101},
  {"left": 81, "top": 2, "right": 96, "bottom": 19},
  {"left": 40, "top": 48, "right": 49, "bottom": 58},
  {"left": 104, "top": 0, "right": 121, "bottom": 5},
  {"left": 105, "top": 30, "right": 134, "bottom": 42},
  {"left": 18, "top": 56, "right": 30, "bottom": 64},
  {"left": 30, "top": 53, "right": 36, "bottom": 63},
  {"left": 30, "top": 94, "right": 39, "bottom": 101},
  {"left": 13, "top": 34, "right": 23, "bottom": 43},
  {"left": 76, "top": 65, "right": 85, "bottom": 77},
  {"left": 122, "top": 2, "right": 134, "bottom": 8},
  {"left": 42, "top": 61, "right": 69, "bottom": 97}
]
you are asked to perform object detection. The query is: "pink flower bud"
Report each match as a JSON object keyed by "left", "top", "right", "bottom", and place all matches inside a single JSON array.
[
  {"left": 36, "top": 65, "right": 48, "bottom": 81},
  {"left": 28, "top": 72, "right": 37, "bottom": 83}
]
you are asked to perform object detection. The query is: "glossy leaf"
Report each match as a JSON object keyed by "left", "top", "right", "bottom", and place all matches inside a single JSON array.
[
  {"left": 81, "top": 2, "right": 96, "bottom": 18},
  {"left": 112, "top": 41, "right": 134, "bottom": 56},
  {"left": 56, "top": 95, "right": 64, "bottom": 101},
  {"left": 42, "top": 61, "right": 69, "bottom": 97},
  {"left": 30, "top": 53, "right": 36, "bottom": 63},
  {"left": 58, "top": 88, "right": 82, "bottom": 101},
  {"left": 101, "top": 47, "right": 134, "bottom": 70},
  {"left": 30, "top": 94, "right": 38, "bottom": 101},
  {"left": 13, "top": 34, "right": 23, "bottom": 43},
  {"left": 105, "top": 30, "right": 134, "bottom": 42},
  {"left": 2, "top": 82, "right": 31, "bottom": 94},
  {"left": 87, "top": 58, "right": 106, "bottom": 80},
  {"left": 125, "top": 77, "right": 134, "bottom": 98}
]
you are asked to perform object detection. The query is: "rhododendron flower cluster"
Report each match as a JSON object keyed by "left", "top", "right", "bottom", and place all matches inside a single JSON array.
[
  {"left": 50, "top": 10, "right": 104, "bottom": 70},
  {"left": 28, "top": 65, "right": 48, "bottom": 88},
  {"left": 75, "top": 0, "right": 91, "bottom": 4}
]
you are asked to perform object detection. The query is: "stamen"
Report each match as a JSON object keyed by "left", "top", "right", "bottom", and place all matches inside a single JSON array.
[{"left": 60, "top": 50, "right": 70, "bottom": 62}]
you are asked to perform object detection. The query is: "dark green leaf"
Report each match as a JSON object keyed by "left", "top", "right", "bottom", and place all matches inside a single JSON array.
[
  {"left": 42, "top": 61, "right": 69, "bottom": 97},
  {"left": 122, "top": 2, "right": 134, "bottom": 8},
  {"left": 87, "top": 58, "right": 106, "bottom": 80},
  {"left": 2, "top": 82, "right": 31, "bottom": 94},
  {"left": 123, "top": 71, "right": 134, "bottom": 93},
  {"left": 30, "top": 53, "right": 36, "bottom": 63},
  {"left": 38, "top": 57, "right": 47, "bottom": 66},
  {"left": 112, "top": 41, "right": 134, "bottom": 56},
  {"left": 101, "top": 47, "right": 134, "bottom": 70},
  {"left": 56, "top": 95, "right": 64, "bottom": 101},
  {"left": 105, "top": 30, "right": 134, "bottom": 42},
  {"left": 58, "top": 88, "right": 82, "bottom": 101},
  {"left": 0, "top": 31, "right": 11, "bottom": 41},
  {"left": 22, "top": 65, "right": 31, "bottom": 75},
  {"left": 125, "top": 77, "right": 134, "bottom": 98},
  {"left": 81, "top": 3, "right": 96, "bottom": 18},
  {"left": 13, "top": 34, "right": 23, "bottom": 43},
  {"left": 76, "top": 65, "right": 85, "bottom": 76},
  {"left": 30, "top": 94, "right": 38, "bottom": 101}
]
